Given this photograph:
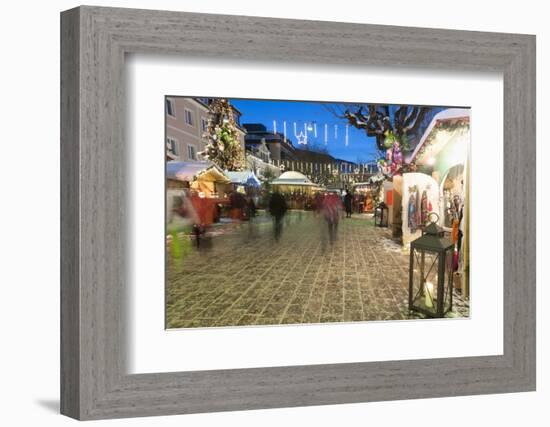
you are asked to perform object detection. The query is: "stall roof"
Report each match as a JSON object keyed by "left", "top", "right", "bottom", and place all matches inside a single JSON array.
[
  {"left": 353, "top": 181, "right": 374, "bottom": 188},
  {"left": 225, "top": 170, "right": 261, "bottom": 187},
  {"left": 272, "top": 171, "right": 317, "bottom": 186},
  {"left": 406, "top": 108, "right": 471, "bottom": 164},
  {"left": 166, "top": 161, "right": 230, "bottom": 183}
]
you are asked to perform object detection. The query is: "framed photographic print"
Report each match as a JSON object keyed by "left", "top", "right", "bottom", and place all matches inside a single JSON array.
[
  {"left": 164, "top": 97, "right": 471, "bottom": 329},
  {"left": 61, "top": 6, "right": 536, "bottom": 420}
]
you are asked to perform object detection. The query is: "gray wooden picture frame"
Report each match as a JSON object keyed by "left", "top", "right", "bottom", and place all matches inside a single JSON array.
[{"left": 60, "top": 5, "right": 536, "bottom": 421}]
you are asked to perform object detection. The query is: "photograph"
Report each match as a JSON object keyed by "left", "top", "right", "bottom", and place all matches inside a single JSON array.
[{"left": 165, "top": 97, "right": 471, "bottom": 329}]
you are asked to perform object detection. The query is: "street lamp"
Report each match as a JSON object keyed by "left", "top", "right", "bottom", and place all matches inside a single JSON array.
[
  {"left": 374, "top": 202, "right": 389, "bottom": 227},
  {"left": 408, "top": 215, "right": 454, "bottom": 318}
]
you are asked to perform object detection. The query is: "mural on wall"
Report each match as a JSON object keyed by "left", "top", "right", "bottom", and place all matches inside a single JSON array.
[{"left": 401, "top": 172, "right": 440, "bottom": 246}]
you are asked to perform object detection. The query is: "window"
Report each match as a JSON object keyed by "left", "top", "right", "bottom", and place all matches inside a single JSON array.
[
  {"left": 166, "top": 137, "right": 178, "bottom": 156},
  {"left": 184, "top": 109, "right": 194, "bottom": 126},
  {"left": 201, "top": 117, "right": 208, "bottom": 133},
  {"left": 187, "top": 144, "right": 196, "bottom": 160},
  {"left": 165, "top": 98, "right": 175, "bottom": 117}
]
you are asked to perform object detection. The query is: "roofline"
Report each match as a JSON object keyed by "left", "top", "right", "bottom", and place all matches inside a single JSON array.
[
  {"left": 193, "top": 97, "right": 210, "bottom": 110},
  {"left": 166, "top": 96, "right": 210, "bottom": 111},
  {"left": 230, "top": 104, "right": 243, "bottom": 115},
  {"left": 407, "top": 108, "right": 471, "bottom": 163}
]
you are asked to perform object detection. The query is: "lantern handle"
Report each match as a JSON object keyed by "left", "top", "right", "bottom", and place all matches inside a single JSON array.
[{"left": 427, "top": 212, "right": 440, "bottom": 225}]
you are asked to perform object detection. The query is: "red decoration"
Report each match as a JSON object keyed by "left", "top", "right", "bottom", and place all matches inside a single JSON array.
[{"left": 386, "top": 190, "right": 393, "bottom": 206}]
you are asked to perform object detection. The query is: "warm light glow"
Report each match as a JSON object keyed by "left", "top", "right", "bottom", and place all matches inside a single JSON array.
[
  {"left": 425, "top": 281, "right": 434, "bottom": 308},
  {"left": 426, "top": 156, "right": 436, "bottom": 166}
]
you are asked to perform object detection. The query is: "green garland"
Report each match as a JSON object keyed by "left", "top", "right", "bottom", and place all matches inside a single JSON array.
[{"left": 411, "top": 120, "right": 470, "bottom": 165}]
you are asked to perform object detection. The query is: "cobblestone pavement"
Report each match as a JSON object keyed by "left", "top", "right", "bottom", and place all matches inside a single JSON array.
[{"left": 166, "top": 211, "right": 469, "bottom": 328}]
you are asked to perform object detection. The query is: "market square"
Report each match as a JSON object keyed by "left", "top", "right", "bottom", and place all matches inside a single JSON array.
[{"left": 165, "top": 98, "right": 470, "bottom": 328}]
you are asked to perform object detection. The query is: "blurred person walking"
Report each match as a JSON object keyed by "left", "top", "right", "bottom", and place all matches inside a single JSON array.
[
  {"left": 343, "top": 188, "right": 353, "bottom": 218},
  {"left": 268, "top": 192, "right": 287, "bottom": 242},
  {"left": 245, "top": 195, "right": 258, "bottom": 240},
  {"left": 189, "top": 191, "right": 216, "bottom": 249},
  {"left": 229, "top": 190, "right": 246, "bottom": 222},
  {"left": 322, "top": 192, "right": 343, "bottom": 245}
]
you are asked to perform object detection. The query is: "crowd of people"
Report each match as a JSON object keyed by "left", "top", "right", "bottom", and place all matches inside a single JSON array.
[
  {"left": 270, "top": 190, "right": 374, "bottom": 214},
  {"left": 265, "top": 187, "right": 363, "bottom": 245},
  {"left": 169, "top": 185, "right": 373, "bottom": 254},
  {"left": 171, "top": 187, "right": 258, "bottom": 249}
]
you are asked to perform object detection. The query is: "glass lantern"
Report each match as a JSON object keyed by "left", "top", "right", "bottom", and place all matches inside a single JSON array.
[
  {"left": 374, "top": 202, "right": 389, "bottom": 227},
  {"left": 408, "top": 218, "right": 454, "bottom": 318}
]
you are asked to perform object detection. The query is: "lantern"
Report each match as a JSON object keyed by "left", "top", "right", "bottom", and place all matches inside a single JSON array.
[
  {"left": 408, "top": 215, "right": 454, "bottom": 318},
  {"left": 374, "top": 202, "right": 389, "bottom": 227}
]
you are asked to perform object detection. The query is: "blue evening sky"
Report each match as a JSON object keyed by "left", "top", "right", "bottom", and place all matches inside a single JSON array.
[{"left": 230, "top": 99, "right": 380, "bottom": 163}]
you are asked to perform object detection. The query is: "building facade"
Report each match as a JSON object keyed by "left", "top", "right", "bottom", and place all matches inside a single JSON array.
[
  {"left": 242, "top": 123, "right": 296, "bottom": 162},
  {"left": 165, "top": 97, "right": 210, "bottom": 162},
  {"left": 166, "top": 97, "right": 246, "bottom": 163}
]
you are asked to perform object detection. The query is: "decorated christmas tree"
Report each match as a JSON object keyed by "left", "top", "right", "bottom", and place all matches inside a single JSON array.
[{"left": 200, "top": 99, "right": 245, "bottom": 171}]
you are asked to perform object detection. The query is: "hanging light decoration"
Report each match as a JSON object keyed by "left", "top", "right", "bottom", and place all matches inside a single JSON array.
[
  {"left": 294, "top": 121, "right": 308, "bottom": 145},
  {"left": 345, "top": 124, "right": 349, "bottom": 146}
]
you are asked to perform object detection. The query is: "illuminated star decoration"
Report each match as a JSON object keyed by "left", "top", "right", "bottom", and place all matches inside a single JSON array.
[{"left": 296, "top": 131, "right": 308, "bottom": 145}]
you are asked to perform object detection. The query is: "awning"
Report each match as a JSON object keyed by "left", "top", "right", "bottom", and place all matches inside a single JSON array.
[
  {"left": 406, "top": 108, "right": 471, "bottom": 164},
  {"left": 271, "top": 180, "right": 319, "bottom": 186},
  {"left": 166, "top": 161, "right": 230, "bottom": 184},
  {"left": 271, "top": 171, "right": 317, "bottom": 186}
]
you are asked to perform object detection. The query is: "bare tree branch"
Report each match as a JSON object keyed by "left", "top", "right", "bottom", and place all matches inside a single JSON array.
[{"left": 328, "top": 103, "right": 433, "bottom": 153}]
